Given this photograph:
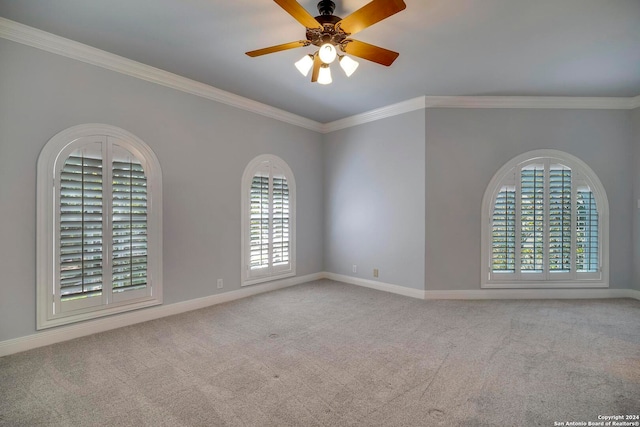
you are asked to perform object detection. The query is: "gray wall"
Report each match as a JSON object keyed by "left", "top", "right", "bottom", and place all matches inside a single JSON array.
[
  {"left": 1, "top": 37, "right": 637, "bottom": 344},
  {"left": 0, "top": 39, "right": 324, "bottom": 342},
  {"left": 633, "top": 108, "right": 640, "bottom": 291},
  {"left": 323, "top": 110, "right": 426, "bottom": 290},
  {"left": 425, "top": 108, "right": 634, "bottom": 290}
]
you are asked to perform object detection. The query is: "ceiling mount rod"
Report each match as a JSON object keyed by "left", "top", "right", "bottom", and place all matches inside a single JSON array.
[{"left": 317, "top": 0, "right": 336, "bottom": 16}]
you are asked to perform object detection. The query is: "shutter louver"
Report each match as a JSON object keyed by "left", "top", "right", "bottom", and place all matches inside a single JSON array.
[
  {"left": 112, "top": 158, "right": 148, "bottom": 293},
  {"left": 520, "top": 166, "right": 544, "bottom": 272},
  {"left": 548, "top": 166, "right": 572, "bottom": 272},
  {"left": 272, "top": 176, "right": 289, "bottom": 266},
  {"left": 59, "top": 154, "right": 103, "bottom": 301},
  {"left": 250, "top": 174, "right": 270, "bottom": 271},
  {"left": 491, "top": 186, "right": 515, "bottom": 272},
  {"left": 576, "top": 189, "right": 598, "bottom": 272}
]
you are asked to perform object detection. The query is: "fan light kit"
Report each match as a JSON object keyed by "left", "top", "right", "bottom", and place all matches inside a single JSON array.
[{"left": 246, "top": 0, "right": 406, "bottom": 84}]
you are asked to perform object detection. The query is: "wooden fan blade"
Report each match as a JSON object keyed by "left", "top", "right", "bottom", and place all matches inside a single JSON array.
[
  {"left": 337, "top": 0, "right": 406, "bottom": 36},
  {"left": 274, "top": 0, "right": 322, "bottom": 29},
  {"left": 311, "top": 54, "right": 322, "bottom": 82},
  {"left": 246, "top": 40, "right": 308, "bottom": 57},
  {"left": 342, "top": 39, "right": 399, "bottom": 66}
]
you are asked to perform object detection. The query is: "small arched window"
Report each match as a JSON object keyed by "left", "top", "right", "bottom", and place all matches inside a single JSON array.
[
  {"left": 481, "top": 150, "right": 608, "bottom": 288},
  {"left": 241, "top": 155, "right": 296, "bottom": 286},
  {"left": 37, "top": 124, "right": 162, "bottom": 329}
]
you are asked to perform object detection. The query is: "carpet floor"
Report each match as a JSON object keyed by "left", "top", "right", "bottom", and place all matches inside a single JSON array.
[{"left": 1, "top": 279, "right": 639, "bottom": 426}]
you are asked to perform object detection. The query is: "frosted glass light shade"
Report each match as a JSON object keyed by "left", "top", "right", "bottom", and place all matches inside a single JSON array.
[
  {"left": 318, "top": 65, "right": 332, "bottom": 85},
  {"left": 318, "top": 43, "right": 337, "bottom": 64},
  {"left": 294, "top": 54, "right": 314, "bottom": 76},
  {"left": 339, "top": 55, "right": 359, "bottom": 77}
]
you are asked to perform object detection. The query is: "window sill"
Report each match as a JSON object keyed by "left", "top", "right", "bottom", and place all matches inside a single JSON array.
[
  {"left": 482, "top": 281, "right": 608, "bottom": 289},
  {"left": 37, "top": 297, "right": 162, "bottom": 330},
  {"left": 243, "top": 271, "right": 295, "bottom": 287}
]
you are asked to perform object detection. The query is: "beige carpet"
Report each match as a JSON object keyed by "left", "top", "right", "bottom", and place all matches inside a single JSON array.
[{"left": 1, "top": 279, "right": 639, "bottom": 426}]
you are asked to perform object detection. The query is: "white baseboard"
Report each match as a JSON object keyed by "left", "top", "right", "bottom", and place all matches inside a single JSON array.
[
  {"left": 2, "top": 273, "right": 638, "bottom": 357},
  {"left": 0, "top": 272, "right": 323, "bottom": 357},
  {"left": 424, "top": 288, "right": 640, "bottom": 300},
  {"left": 323, "top": 272, "right": 426, "bottom": 299},
  {"left": 320, "top": 273, "right": 640, "bottom": 301},
  {"left": 623, "top": 288, "right": 640, "bottom": 300}
]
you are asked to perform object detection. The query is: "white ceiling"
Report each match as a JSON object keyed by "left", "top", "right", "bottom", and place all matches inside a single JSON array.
[{"left": 1, "top": 0, "right": 639, "bottom": 123}]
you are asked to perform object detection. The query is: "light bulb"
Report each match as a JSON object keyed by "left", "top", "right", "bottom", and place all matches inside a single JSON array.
[
  {"left": 318, "top": 43, "right": 337, "bottom": 64},
  {"left": 318, "top": 64, "right": 332, "bottom": 85},
  {"left": 339, "top": 55, "right": 359, "bottom": 77},
  {"left": 294, "top": 54, "right": 314, "bottom": 76}
]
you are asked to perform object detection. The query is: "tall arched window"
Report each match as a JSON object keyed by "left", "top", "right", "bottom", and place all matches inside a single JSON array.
[
  {"left": 37, "top": 124, "right": 162, "bottom": 329},
  {"left": 241, "top": 155, "right": 296, "bottom": 286},
  {"left": 481, "top": 150, "right": 608, "bottom": 288}
]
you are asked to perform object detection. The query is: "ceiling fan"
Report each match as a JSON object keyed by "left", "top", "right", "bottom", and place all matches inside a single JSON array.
[{"left": 246, "top": 0, "right": 407, "bottom": 84}]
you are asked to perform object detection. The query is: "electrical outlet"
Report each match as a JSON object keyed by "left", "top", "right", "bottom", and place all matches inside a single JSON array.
[
  {"left": 217, "top": 279, "right": 223, "bottom": 289},
  {"left": 373, "top": 268, "right": 379, "bottom": 278},
  {"left": 352, "top": 265, "right": 357, "bottom": 273}
]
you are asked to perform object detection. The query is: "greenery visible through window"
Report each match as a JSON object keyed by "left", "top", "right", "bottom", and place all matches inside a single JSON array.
[{"left": 491, "top": 164, "right": 598, "bottom": 275}]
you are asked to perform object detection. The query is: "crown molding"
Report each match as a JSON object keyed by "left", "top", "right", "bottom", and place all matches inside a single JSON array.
[
  {"left": 320, "top": 96, "right": 427, "bottom": 133},
  {"left": 2, "top": 18, "right": 638, "bottom": 134},
  {"left": 0, "top": 17, "right": 324, "bottom": 133},
  {"left": 423, "top": 95, "right": 639, "bottom": 110},
  {"left": 321, "top": 95, "right": 640, "bottom": 132}
]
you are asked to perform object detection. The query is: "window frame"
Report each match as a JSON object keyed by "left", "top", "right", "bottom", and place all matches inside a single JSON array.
[
  {"left": 241, "top": 154, "right": 296, "bottom": 286},
  {"left": 37, "top": 124, "right": 163, "bottom": 329},
  {"left": 481, "top": 149, "right": 609, "bottom": 289}
]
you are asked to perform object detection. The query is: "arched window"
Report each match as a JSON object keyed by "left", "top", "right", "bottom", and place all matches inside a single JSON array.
[
  {"left": 37, "top": 124, "right": 162, "bottom": 329},
  {"left": 241, "top": 155, "right": 296, "bottom": 286},
  {"left": 481, "top": 149, "right": 608, "bottom": 288}
]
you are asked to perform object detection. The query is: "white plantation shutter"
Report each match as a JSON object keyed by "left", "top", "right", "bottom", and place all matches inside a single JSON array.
[
  {"left": 484, "top": 152, "right": 606, "bottom": 286},
  {"left": 520, "top": 165, "right": 544, "bottom": 274},
  {"left": 576, "top": 187, "right": 598, "bottom": 273},
  {"left": 111, "top": 147, "right": 148, "bottom": 302},
  {"left": 250, "top": 171, "right": 270, "bottom": 272},
  {"left": 548, "top": 165, "right": 572, "bottom": 273},
  {"left": 56, "top": 140, "right": 152, "bottom": 312},
  {"left": 59, "top": 147, "right": 104, "bottom": 310},
  {"left": 272, "top": 169, "right": 290, "bottom": 268},
  {"left": 38, "top": 126, "right": 162, "bottom": 329},
  {"left": 491, "top": 185, "right": 516, "bottom": 273},
  {"left": 243, "top": 155, "right": 295, "bottom": 285}
]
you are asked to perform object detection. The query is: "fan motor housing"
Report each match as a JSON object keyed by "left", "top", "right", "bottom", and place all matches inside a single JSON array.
[
  {"left": 306, "top": 0, "right": 347, "bottom": 47},
  {"left": 307, "top": 15, "right": 346, "bottom": 47}
]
